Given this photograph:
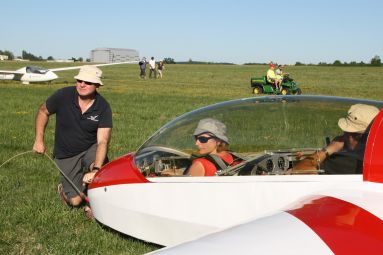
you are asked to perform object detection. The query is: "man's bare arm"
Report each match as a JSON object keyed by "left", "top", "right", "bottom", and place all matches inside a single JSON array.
[
  {"left": 33, "top": 103, "right": 50, "bottom": 154},
  {"left": 83, "top": 127, "right": 112, "bottom": 184},
  {"left": 93, "top": 127, "right": 112, "bottom": 168}
]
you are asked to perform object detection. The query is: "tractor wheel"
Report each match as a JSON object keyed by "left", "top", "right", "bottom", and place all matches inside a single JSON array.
[
  {"left": 296, "top": 88, "right": 302, "bottom": 95},
  {"left": 280, "top": 88, "right": 290, "bottom": 95},
  {"left": 253, "top": 86, "right": 263, "bottom": 94},
  {"left": 292, "top": 88, "right": 302, "bottom": 95}
]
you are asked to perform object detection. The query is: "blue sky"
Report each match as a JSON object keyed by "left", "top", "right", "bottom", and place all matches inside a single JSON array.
[{"left": 2, "top": 0, "right": 382, "bottom": 64}]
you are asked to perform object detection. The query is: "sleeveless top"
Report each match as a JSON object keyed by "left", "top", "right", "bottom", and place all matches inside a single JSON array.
[{"left": 193, "top": 153, "right": 234, "bottom": 176}]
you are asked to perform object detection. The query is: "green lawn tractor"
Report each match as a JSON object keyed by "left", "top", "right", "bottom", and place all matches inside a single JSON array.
[{"left": 250, "top": 74, "right": 302, "bottom": 95}]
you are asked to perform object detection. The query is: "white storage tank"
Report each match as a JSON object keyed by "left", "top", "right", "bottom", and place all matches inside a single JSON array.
[{"left": 91, "top": 48, "right": 139, "bottom": 63}]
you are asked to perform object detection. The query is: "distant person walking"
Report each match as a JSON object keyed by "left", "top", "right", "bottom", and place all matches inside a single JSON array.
[
  {"left": 157, "top": 60, "right": 165, "bottom": 78},
  {"left": 149, "top": 57, "right": 156, "bottom": 79},
  {"left": 139, "top": 57, "right": 147, "bottom": 79}
]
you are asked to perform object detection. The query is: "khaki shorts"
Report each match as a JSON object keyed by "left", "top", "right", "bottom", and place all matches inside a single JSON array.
[{"left": 54, "top": 144, "right": 99, "bottom": 198}]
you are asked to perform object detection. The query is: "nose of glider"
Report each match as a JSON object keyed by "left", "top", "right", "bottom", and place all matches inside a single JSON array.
[
  {"left": 46, "top": 71, "right": 58, "bottom": 80},
  {"left": 88, "top": 153, "right": 149, "bottom": 190}
]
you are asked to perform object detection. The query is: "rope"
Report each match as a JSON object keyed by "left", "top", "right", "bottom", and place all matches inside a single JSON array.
[
  {"left": 0, "top": 150, "right": 34, "bottom": 169},
  {"left": 0, "top": 150, "right": 87, "bottom": 201},
  {"left": 43, "top": 152, "right": 87, "bottom": 201}
]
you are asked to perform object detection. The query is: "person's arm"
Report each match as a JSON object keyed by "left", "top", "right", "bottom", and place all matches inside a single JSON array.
[
  {"left": 33, "top": 103, "right": 50, "bottom": 154},
  {"left": 292, "top": 136, "right": 345, "bottom": 172},
  {"left": 324, "top": 139, "right": 344, "bottom": 156},
  {"left": 83, "top": 127, "right": 112, "bottom": 183},
  {"left": 319, "top": 135, "right": 345, "bottom": 160},
  {"left": 93, "top": 127, "right": 112, "bottom": 169}
]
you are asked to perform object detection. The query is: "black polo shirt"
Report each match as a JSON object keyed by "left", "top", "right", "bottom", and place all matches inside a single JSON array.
[{"left": 46, "top": 86, "right": 113, "bottom": 159}]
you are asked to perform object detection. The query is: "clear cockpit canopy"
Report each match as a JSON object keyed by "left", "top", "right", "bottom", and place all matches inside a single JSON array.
[{"left": 135, "top": 96, "right": 383, "bottom": 176}]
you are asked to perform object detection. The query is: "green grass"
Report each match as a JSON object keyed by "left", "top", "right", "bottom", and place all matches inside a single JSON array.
[{"left": 0, "top": 61, "right": 382, "bottom": 254}]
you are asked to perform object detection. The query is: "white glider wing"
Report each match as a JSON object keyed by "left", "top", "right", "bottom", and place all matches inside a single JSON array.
[
  {"left": 0, "top": 70, "right": 25, "bottom": 74},
  {"left": 50, "top": 61, "right": 138, "bottom": 72},
  {"left": 0, "top": 60, "right": 138, "bottom": 83}
]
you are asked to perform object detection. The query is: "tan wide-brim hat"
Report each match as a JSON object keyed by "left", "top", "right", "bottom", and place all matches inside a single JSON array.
[
  {"left": 338, "top": 104, "right": 380, "bottom": 133},
  {"left": 74, "top": 65, "right": 103, "bottom": 85},
  {"left": 193, "top": 118, "right": 229, "bottom": 144}
]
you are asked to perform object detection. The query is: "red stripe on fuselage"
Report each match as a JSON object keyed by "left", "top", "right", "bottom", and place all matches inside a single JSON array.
[{"left": 287, "top": 196, "right": 383, "bottom": 255}]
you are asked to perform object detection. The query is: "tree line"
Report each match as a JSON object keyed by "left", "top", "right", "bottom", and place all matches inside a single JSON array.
[
  {"left": 245, "top": 55, "right": 381, "bottom": 66},
  {"left": 296, "top": 55, "right": 381, "bottom": 66},
  {"left": 1, "top": 50, "right": 381, "bottom": 66},
  {"left": 0, "top": 49, "right": 84, "bottom": 62}
]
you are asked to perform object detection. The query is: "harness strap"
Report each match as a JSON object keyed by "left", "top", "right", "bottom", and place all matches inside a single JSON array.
[
  {"left": 191, "top": 151, "right": 245, "bottom": 172},
  {"left": 206, "top": 154, "right": 229, "bottom": 170}
]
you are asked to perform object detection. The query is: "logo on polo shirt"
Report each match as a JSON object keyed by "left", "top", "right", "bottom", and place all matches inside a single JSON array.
[{"left": 87, "top": 115, "right": 99, "bottom": 122}]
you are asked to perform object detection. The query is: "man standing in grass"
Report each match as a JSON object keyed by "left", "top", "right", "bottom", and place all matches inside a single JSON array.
[
  {"left": 32, "top": 65, "right": 112, "bottom": 219},
  {"left": 139, "top": 57, "right": 147, "bottom": 79},
  {"left": 149, "top": 56, "right": 156, "bottom": 79}
]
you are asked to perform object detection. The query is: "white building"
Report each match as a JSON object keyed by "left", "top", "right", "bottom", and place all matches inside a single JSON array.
[
  {"left": 91, "top": 48, "right": 139, "bottom": 63},
  {"left": 0, "top": 55, "right": 9, "bottom": 60}
]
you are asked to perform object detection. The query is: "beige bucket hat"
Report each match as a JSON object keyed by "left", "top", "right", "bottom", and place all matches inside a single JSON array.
[
  {"left": 74, "top": 65, "right": 103, "bottom": 85},
  {"left": 193, "top": 118, "right": 229, "bottom": 144},
  {"left": 338, "top": 104, "right": 380, "bottom": 133}
]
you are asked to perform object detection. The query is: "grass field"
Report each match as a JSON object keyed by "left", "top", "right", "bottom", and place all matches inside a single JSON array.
[{"left": 0, "top": 61, "right": 382, "bottom": 254}]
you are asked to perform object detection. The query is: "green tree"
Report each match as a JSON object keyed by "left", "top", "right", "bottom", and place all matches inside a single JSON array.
[
  {"left": 22, "top": 50, "right": 42, "bottom": 61},
  {"left": 163, "top": 57, "right": 175, "bottom": 64},
  {"left": 0, "top": 50, "right": 15, "bottom": 60},
  {"left": 370, "top": 55, "right": 381, "bottom": 66},
  {"left": 333, "top": 60, "right": 342, "bottom": 66}
]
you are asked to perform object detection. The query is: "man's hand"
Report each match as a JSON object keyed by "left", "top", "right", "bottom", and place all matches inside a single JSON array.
[
  {"left": 83, "top": 171, "right": 98, "bottom": 184},
  {"left": 33, "top": 141, "right": 46, "bottom": 154}
]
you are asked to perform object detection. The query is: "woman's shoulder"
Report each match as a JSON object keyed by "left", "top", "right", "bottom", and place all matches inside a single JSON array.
[{"left": 193, "top": 157, "right": 216, "bottom": 176}]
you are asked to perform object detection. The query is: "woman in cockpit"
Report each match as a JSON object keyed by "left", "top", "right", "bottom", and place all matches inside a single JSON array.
[{"left": 187, "top": 118, "right": 236, "bottom": 176}]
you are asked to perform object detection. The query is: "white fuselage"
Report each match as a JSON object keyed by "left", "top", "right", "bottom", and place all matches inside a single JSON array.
[
  {"left": 20, "top": 70, "right": 58, "bottom": 82},
  {"left": 88, "top": 174, "right": 363, "bottom": 246},
  {"left": 0, "top": 66, "right": 58, "bottom": 83},
  {"left": 151, "top": 181, "right": 383, "bottom": 254},
  {"left": 18, "top": 67, "right": 58, "bottom": 82}
]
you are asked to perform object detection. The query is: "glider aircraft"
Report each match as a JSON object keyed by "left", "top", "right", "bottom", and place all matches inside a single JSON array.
[
  {"left": 86, "top": 95, "right": 383, "bottom": 254},
  {"left": 0, "top": 61, "right": 137, "bottom": 84}
]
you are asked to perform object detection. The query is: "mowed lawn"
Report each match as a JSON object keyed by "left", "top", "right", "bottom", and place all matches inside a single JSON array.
[{"left": 0, "top": 61, "right": 382, "bottom": 254}]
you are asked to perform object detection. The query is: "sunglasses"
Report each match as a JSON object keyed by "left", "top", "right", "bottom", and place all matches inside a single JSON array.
[
  {"left": 77, "top": 79, "right": 97, "bottom": 86},
  {"left": 195, "top": 136, "right": 216, "bottom": 143}
]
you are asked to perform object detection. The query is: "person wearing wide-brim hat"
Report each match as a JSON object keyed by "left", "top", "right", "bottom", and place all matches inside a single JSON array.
[
  {"left": 187, "top": 118, "right": 236, "bottom": 176},
  {"left": 32, "top": 65, "right": 112, "bottom": 219},
  {"left": 293, "top": 104, "right": 380, "bottom": 174},
  {"left": 324, "top": 104, "right": 380, "bottom": 156}
]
